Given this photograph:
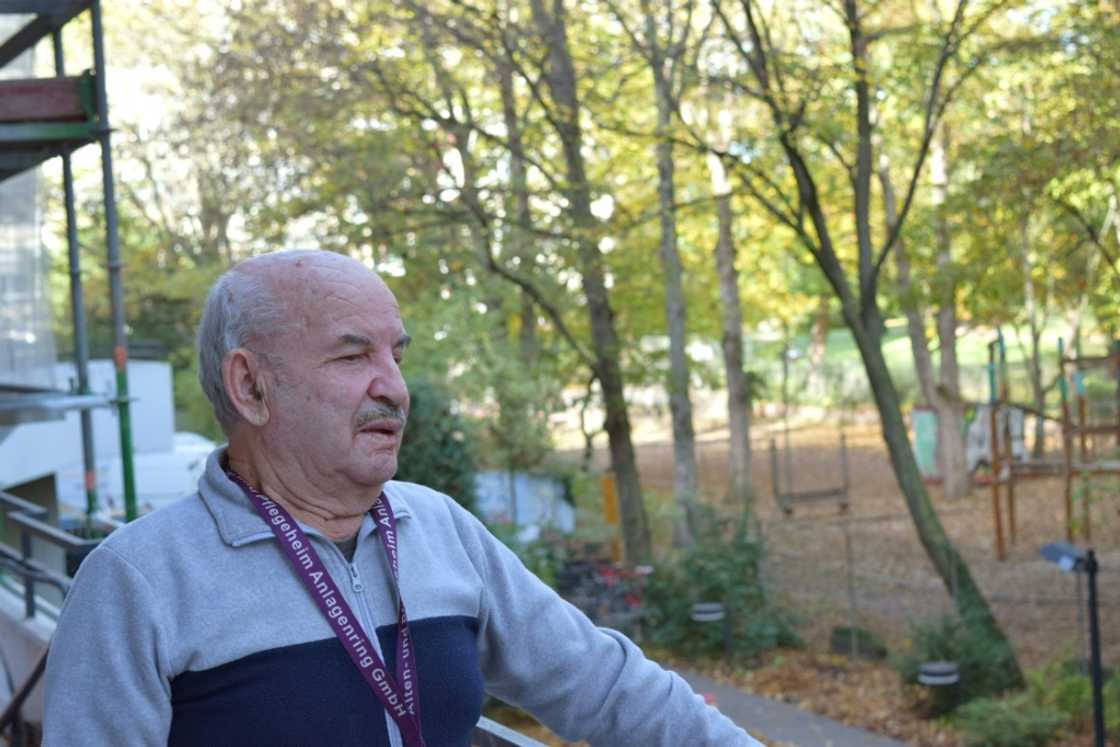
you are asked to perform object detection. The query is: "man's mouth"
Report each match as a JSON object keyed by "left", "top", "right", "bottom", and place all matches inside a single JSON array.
[
  {"left": 356, "top": 404, "right": 407, "bottom": 438},
  {"left": 359, "top": 420, "right": 403, "bottom": 437}
]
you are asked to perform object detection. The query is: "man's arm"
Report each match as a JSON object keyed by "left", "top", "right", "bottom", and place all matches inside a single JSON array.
[
  {"left": 42, "top": 543, "right": 171, "bottom": 746},
  {"left": 453, "top": 507, "right": 763, "bottom": 746}
]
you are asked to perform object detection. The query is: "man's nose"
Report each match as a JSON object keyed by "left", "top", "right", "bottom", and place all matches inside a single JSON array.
[{"left": 368, "top": 356, "right": 409, "bottom": 409}]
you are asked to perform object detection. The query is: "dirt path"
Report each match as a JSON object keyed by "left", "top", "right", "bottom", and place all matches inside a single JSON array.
[{"left": 585, "top": 420, "right": 1119, "bottom": 670}]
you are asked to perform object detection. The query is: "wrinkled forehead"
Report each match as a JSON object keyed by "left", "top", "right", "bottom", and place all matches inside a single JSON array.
[
  {"left": 244, "top": 253, "right": 401, "bottom": 345},
  {"left": 280, "top": 264, "right": 397, "bottom": 325}
]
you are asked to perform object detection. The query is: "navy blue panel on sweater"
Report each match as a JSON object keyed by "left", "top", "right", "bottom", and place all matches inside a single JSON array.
[{"left": 169, "top": 615, "right": 483, "bottom": 747}]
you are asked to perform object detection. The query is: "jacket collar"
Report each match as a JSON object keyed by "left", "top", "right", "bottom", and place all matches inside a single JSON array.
[{"left": 198, "top": 446, "right": 413, "bottom": 547}]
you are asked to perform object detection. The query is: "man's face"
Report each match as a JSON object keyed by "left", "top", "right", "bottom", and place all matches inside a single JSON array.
[{"left": 261, "top": 265, "right": 411, "bottom": 492}]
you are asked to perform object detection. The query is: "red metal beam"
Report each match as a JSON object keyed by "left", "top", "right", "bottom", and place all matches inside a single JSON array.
[{"left": 0, "top": 77, "right": 88, "bottom": 122}]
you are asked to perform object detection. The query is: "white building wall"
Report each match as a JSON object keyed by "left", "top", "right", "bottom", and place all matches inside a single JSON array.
[{"left": 0, "top": 359, "right": 174, "bottom": 492}]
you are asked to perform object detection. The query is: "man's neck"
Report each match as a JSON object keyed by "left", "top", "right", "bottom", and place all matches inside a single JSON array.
[{"left": 226, "top": 442, "right": 372, "bottom": 541}]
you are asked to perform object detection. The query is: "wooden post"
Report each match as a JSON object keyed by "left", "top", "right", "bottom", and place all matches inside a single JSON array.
[
  {"left": 600, "top": 473, "right": 622, "bottom": 564},
  {"left": 998, "top": 332, "right": 1016, "bottom": 545},
  {"left": 1058, "top": 338, "right": 1074, "bottom": 542},
  {"left": 987, "top": 341, "right": 1006, "bottom": 561},
  {"left": 769, "top": 439, "right": 787, "bottom": 515},
  {"left": 1077, "top": 374, "right": 1092, "bottom": 541}
]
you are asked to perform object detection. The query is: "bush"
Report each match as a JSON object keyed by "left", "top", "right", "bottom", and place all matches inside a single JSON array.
[
  {"left": 396, "top": 377, "right": 476, "bottom": 510},
  {"left": 955, "top": 693, "right": 1068, "bottom": 747},
  {"left": 1028, "top": 660, "right": 1093, "bottom": 730},
  {"left": 895, "top": 613, "right": 1020, "bottom": 705},
  {"left": 642, "top": 523, "right": 800, "bottom": 659},
  {"left": 1028, "top": 658, "right": 1120, "bottom": 735},
  {"left": 1108, "top": 676, "right": 1120, "bottom": 733}
]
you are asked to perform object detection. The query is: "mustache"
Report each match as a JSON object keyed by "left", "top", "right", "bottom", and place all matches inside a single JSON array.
[{"left": 355, "top": 402, "right": 408, "bottom": 430}]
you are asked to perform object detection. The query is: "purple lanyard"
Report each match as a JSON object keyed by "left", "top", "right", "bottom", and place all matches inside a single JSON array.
[{"left": 228, "top": 472, "right": 425, "bottom": 747}]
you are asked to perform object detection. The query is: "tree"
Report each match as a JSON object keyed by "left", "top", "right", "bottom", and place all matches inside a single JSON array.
[
  {"left": 396, "top": 377, "right": 477, "bottom": 509},
  {"left": 878, "top": 125, "right": 971, "bottom": 499},
  {"left": 608, "top": 0, "right": 704, "bottom": 543},
  {"left": 708, "top": 150, "right": 754, "bottom": 513},
  {"left": 701, "top": 0, "right": 1026, "bottom": 682},
  {"left": 188, "top": 0, "right": 660, "bottom": 561},
  {"left": 525, "top": 0, "right": 653, "bottom": 562}
]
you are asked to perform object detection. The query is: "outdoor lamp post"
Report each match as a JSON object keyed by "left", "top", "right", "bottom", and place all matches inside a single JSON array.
[{"left": 1040, "top": 541, "right": 1105, "bottom": 747}]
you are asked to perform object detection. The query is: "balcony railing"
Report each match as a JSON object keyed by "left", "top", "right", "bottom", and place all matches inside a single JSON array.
[{"left": 471, "top": 716, "right": 548, "bottom": 746}]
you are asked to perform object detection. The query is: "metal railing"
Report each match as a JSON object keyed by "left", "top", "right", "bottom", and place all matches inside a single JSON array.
[
  {"left": 0, "top": 489, "right": 118, "bottom": 618},
  {"left": 471, "top": 716, "right": 548, "bottom": 747}
]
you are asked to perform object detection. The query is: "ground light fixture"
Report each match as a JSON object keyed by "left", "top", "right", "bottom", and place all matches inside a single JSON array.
[
  {"left": 690, "top": 602, "right": 731, "bottom": 657},
  {"left": 1040, "top": 541, "right": 1105, "bottom": 747}
]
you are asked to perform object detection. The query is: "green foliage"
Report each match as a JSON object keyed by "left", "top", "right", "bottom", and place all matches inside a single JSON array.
[
  {"left": 895, "top": 613, "right": 1020, "bottom": 704},
  {"left": 954, "top": 693, "right": 1068, "bottom": 747},
  {"left": 1027, "top": 657, "right": 1120, "bottom": 735},
  {"left": 395, "top": 377, "right": 476, "bottom": 511},
  {"left": 1027, "top": 660, "right": 1093, "bottom": 731},
  {"left": 743, "top": 369, "right": 767, "bottom": 405},
  {"left": 1109, "top": 677, "right": 1120, "bottom": 733},
  {"left": 642, "top": 523, "right": 800, "bottom": 659},
  {"left": 173, "top": 367, "right": 222, "bottom": 441}
]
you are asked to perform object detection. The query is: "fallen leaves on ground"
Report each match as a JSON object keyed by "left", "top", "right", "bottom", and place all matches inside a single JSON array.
[{"left": 657, "top": 647, "right": 962, "bottom": 747}]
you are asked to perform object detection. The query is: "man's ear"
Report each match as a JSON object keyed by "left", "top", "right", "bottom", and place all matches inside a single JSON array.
[{"left": 222, "top": 348, "right": 271, "bottom": 426}]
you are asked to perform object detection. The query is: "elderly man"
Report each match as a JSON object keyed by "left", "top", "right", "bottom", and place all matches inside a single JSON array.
[{"left": 43, "top": 250, "right": 761, "bottom": 746}]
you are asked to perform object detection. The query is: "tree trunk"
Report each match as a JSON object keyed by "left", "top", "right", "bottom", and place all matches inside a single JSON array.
[
  {"left": 806, "top": 294, "right": 830, "bottom": 398},
  {"left": 715, "top": 0, "right": 1021, "bottom": 687},
  {"left": 841, "top": 3, "right": 1014, "bottom": 682},
  {"left": 708, "top": 152, "right": 753, "bottom": 516},
  {"left": 498, "top": 56, "right": 539, "bottom": 365},
  {"left": 530, "top": 0, "right": 652, "bottom": 563},
  {"left": 648, "top": 28, "right": 699, "bottom": 545},
  {"left": 1017, "top": 215, "right": 1049, "bottom": 458},
  {"left": 883, "top": 137, "right": 970, "bottom": 498},
  {"left": 930, "top": 130, "right": 970, "bottom": 499},
  {"left": 844, "top": 302, "right": 1023, "bottom": 687},
  {"left": 881, "top": 157, "right": 937, "bottom": 407}
]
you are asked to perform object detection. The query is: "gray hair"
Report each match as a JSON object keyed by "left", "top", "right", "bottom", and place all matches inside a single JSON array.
[{"left": 196, "top": 266, "right": 291, "bottom": 434}]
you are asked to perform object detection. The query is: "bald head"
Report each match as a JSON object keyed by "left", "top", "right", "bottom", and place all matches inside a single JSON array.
[{"left": 197, "top": 250, "right": 392, "bottom": 433}]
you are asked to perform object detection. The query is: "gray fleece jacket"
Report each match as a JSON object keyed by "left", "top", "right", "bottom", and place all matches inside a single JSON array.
[{"left": 42, "top": 448, "right": 760, "bottom": 746}]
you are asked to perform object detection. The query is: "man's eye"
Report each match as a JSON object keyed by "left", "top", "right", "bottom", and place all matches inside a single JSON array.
[{"left": 339, "top": 354, "right": 364, "bottom": 362}]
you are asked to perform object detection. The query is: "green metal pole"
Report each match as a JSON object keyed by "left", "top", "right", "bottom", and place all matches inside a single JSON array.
[
  {"left": 90, "top": 0, "right": 137, "bottom": 521},
  {"left": 997, "top": 328, "right": 1007, "bottom": 387},
  {"left": 1112, "top": 339, "right": 1120, "bottom": 449},
  {"left": 53, "top": 28, "right": 100, "bottom": 524},
  {"left": 1058, "top": 338, "right": 1068, "bottom": 407},
  {"left": 987, "top": 342, "right": 997, "bottom": 405}
]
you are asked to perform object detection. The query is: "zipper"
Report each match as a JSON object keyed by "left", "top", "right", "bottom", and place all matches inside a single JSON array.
[{"left": 335, "top": 541, "right": 402, "bottom": 747}]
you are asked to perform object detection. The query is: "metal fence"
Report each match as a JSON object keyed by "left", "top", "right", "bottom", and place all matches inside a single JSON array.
[
  {"left": 629, "top": 427, "right": 1119, "bottom": 675},
  {"left": 758, "top": 510, "right": 1120, "bottom": 674}
]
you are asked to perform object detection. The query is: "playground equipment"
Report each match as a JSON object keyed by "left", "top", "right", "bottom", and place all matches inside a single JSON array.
[
  {"left": 985, "top": 331, "right": 1120, "bottom": 559},
  {"left": 1057, "top": 337, "right": 1120, "bottom": 543},
  {"left": 769, "top": 432, "right": 850, "bottom": 516}
]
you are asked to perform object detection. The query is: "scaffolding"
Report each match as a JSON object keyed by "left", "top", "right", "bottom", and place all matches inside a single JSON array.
[{"left": 0, "top": 0, "right": 136, "bottom": 521}]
